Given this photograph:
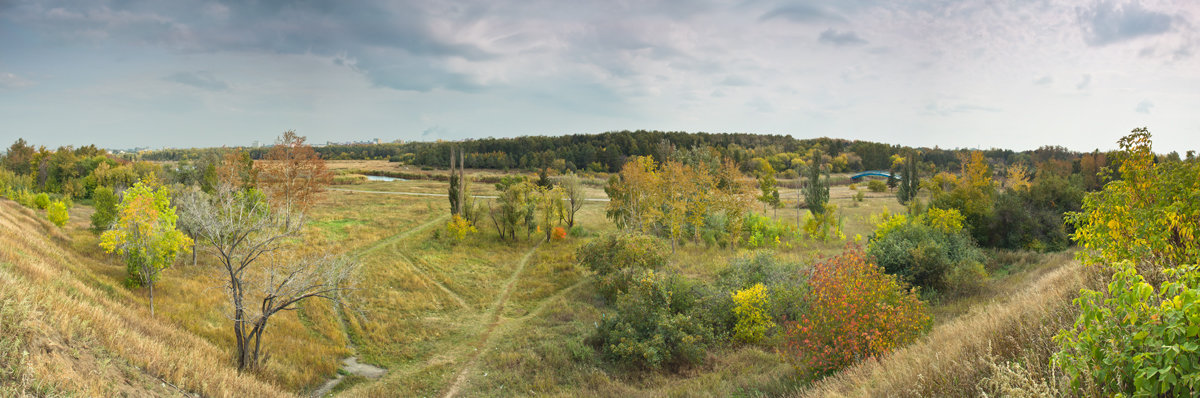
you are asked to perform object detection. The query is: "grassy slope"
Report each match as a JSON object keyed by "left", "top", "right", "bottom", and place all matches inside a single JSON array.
[
  {"left": 797, "top": 253, "right": 1091, "bottom": 397},
  {"left": 0, "top": 200, "right": 289, "bottom": 397}
]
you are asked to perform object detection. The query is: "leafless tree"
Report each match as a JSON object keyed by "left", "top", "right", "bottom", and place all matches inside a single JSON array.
[{"left": 177, "top": 183, "right": 358, "bottom": 372}]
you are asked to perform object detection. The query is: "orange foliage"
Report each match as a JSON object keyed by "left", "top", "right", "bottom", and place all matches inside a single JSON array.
[
  {"left": 779, "top": 245, "right": 930, "bottom": 379},
  {"left": 256, "top": 131, "right": 332, "bottom": 214}
]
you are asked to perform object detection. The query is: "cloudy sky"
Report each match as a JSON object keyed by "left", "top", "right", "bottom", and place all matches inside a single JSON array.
[{"left": 0, "top": 0, "right": 1197, "bottom": 152}]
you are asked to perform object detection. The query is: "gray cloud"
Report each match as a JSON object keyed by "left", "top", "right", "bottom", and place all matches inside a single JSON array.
[
  {"left": 1077, "top": 74, "right": 1092, "bottom": 90},
  {"left": 1135, "top": 99, "right": 1153, "bottom": 113},
  {"left": 760, "top": 4, "right": 845, "bottom": 23},
  {"left": 818, "top": 29, "right": 867, "bottom": 46},
  {"left": 1034, "top": 75, "right": 1053, "bottom": 86},
  {"left": 165, "top": 71, "right": 229, "bottom": 91},
  {"left": 1077, "top": 1, "right": 1174, "bottom": 46}
]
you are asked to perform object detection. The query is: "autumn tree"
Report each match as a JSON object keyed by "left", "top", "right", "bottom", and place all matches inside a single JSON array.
[
  {"left": 559, "top": 171, "right": 585, "bottom": 228},
  {"left": 99, "top": 181, "right": 193, "bottom": 317},
  {"left": 178, "top": 177, "right": 356, "bottom": 372},
  {"left": 255, "top": 131, "right": 331, "bottom": 222},
  {"left": 1004, "top": 163, "right": 1031, "bottom": 191},
  {"left": 1079, "top": 150, "right": 1106, "bottom": 191}
]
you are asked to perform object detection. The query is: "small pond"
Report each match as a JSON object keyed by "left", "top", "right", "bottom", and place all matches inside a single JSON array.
[{"left": 365, "top": 175, "right": 406, "bottom": 182}]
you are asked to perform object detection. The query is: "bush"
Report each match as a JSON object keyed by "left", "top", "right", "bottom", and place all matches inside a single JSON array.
[
  {"left": 731, "top": 283, "right": 774, "bottom": 344},
  {"left": 32, "top": 193, "right": 50, "bottom": 210},
  {"left": 710, "top": 252, "right": 808, "bottom": 333},
  {"left": 445, "top": 214, "right": 476, "bottom": 241},
  {"left": 982, "top": 174, "right": 1082, "bottom": 252},
  {"left": 567, "top": 225, "right": 587, "bottom": 237},
  {"left": 550, "top": 226, "right": 567, "bottom": 241},
  {"left": 867, "top": 209, "right": 982, "bottom": 292},
  {"left": 742, "top": 212, "right": 796, "bottom": 249},
  {"left": 589, "top": 271, "right": 711, "bottom": 371},
  {"left": 1053, "top": 265, "right": 1200, "bottom": 396},
  {"left": 868, "top": 180, "right": 887, "bottom": 192},
  {"left": 578, "top": 232, "right": 668, "bottom": 302},
  {"left": 803, "top": 204, "right": 844, "bottom": 242},
  {"left": 46, "top": 200, "right": 68, "bottom": 227},
  {"left": 779, "top": 246, "right": 930, "bottom": 379}
]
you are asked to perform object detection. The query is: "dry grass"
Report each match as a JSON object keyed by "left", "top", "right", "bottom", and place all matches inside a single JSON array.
[
  {"left": 796, "top": 254, "right": 1093, "bottom": 397},
  {"left": 0, "top": 199, "right": 290, "bottom": 397}
]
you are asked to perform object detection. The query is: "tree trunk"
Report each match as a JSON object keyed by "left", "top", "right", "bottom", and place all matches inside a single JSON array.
[{"left": 149, "top": 282, "right": 155, "bottom": 317}]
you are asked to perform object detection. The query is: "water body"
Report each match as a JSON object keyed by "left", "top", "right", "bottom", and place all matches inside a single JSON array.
[{"left": 365, "top": 175, "right": 405, "bottom": 182}]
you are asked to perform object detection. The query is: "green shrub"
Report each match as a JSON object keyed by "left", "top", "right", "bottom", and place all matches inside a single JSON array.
[
  {"left": 742, "top": 212, "right": 796, "bottom": 249},
  {"left": 867, "top": 211, "right": 981, "bottom": 292},
  {"left": 589, "top": 270, "right": 711, "bottom": 371},
  {"left": 707, "top": 252, "right": 808, "bottom": 340},
  {"left": 868, "top": 180, "right": 887, "bottom": 192},
  {"left": 1053, "top": 265, "right": 1200, "bottom": 396},
  {"left": 568, "top": 225, "right": 587, "bottom": 237},
  {"left": 32, "top": 193, "right": 50, "bottom": 210},
  {"left": 983, "top": 174, "right": 1082, "bottom": 252},
  {"left": 578, "top": 232, "right": 668, "bottom": 302},
  {"left": 803, "top": 204, "right": 844, "bottom": 242},
  {"left": 46, "top": 201, "right": 68, "bottom": 227}
]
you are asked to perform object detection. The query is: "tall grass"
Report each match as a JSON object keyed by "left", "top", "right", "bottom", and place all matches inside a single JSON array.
[{"left": 0, "top": 200, "right": 290, "bottom": 397}]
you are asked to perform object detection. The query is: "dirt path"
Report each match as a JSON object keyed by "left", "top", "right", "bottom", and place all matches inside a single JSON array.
[
  {"left": 441, "top": 243, "right": 542, "bottom": 398},
  {"left": 396, "top": 251, "right": 471, "bottom": 311},
  {"left": 314, "top": 215, "right": 448, "bottom": 397}
]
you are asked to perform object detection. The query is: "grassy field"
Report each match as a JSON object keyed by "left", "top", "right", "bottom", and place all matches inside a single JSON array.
[{"left": 3, "top": 171, "right": 1077, "bottom": 397}]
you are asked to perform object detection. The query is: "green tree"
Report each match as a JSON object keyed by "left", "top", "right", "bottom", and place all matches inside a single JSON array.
[
  {"left": 896, "top": 151, "right": 920, "bottom": 204},
  {"left": 756, "top": 161, "right": 780, "bottom": 215},
  {"left": 90, "top": 186, "right": 118, "bottom": 233},
  {"left": 804, "top": 155, "right": 829, "bottom": 215},
  {"left": 99, "top": 181, "right": 192, "bottom": 316}
]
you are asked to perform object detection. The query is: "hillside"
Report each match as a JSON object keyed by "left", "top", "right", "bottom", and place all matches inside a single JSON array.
[{"left": 0, "top": 199, "right": 289, "bottom": 397}]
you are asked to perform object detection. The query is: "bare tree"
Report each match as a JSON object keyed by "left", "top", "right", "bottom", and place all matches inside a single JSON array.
[{"left": 178, "top": 182, "right": 357, "bottom": 372}]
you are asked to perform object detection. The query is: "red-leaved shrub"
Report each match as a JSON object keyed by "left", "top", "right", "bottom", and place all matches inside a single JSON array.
[{"left": 779, "top": 245, "right": 930, "bottom": 379}]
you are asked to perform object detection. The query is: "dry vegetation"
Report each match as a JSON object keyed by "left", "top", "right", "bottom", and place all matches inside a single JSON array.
[{"left": 0, "top": 200, "right": 289, "bottom": 397}]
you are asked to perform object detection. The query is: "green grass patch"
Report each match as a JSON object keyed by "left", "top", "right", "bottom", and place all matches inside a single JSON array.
[{"left": 309, "top": 219, "right": 367, "bottom": 241}]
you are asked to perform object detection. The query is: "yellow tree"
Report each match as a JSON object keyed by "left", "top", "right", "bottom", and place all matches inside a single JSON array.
[
  {"left": 1005, "top": 164, "right": 1031, "bottom": 191},
  {"left": 100, "top": 181, "right": 192, "bottom": 317},
  {"left": 716, "top": 158, "right": 755, "bottom": 248},
  {"left": 660, "top": 161, "right": 692, "bottom": 252}
]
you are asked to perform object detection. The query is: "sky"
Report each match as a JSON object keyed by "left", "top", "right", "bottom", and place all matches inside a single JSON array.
[{"left": 0, "top": 0, "right": 1198, "bottom": 153}]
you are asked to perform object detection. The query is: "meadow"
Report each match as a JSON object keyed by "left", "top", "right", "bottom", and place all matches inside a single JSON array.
[{"left": 1, "top": 159, "right": 1095, "bottom": 397}]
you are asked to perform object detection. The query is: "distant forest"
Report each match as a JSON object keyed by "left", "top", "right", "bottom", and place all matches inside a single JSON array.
[{"left": 135, "top": 130, "right": 1139, "bottom": 176}]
